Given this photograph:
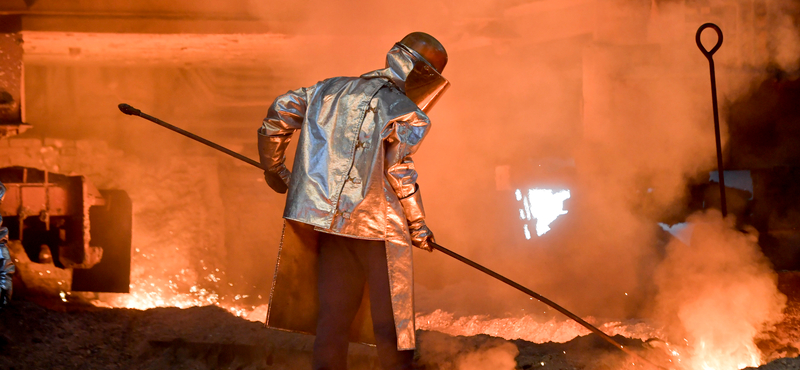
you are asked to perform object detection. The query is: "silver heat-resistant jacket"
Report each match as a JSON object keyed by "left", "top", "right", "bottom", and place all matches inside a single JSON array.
[{"left": 260, "top": 44, "right": 432, "bottom": 350}]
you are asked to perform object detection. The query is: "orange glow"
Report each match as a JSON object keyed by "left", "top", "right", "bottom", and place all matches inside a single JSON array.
[
  {"left": 416, "top": 309, "right": 660, "bottom": 344},
  {"left": 89, "top": 281, "right": 267, "bottom": 321},
  {"left": 88, "top": 246, "right": 270, "bottom": 322},
  {"left": 651, "top": 212, "right": 786, "bottom": 370}
]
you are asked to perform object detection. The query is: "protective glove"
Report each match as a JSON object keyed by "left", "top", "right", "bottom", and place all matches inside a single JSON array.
[
  {"left": 258, "top": 133, "right": 292, "bottom": 194},
  {"left": 263, "top": 166, "right": 291, "bottom": 194},
  {"left": 400, "top": 185, "right": 435, "bottom": 252},
  {"left": 409, "top": 220, "right": 435, "bottom": 252}
]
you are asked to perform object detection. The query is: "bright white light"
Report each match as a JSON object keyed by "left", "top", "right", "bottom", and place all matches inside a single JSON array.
[
  {"left": 523, "top": 224, "right": 531, "bottom": 240},
  {"left": 522, "top": 196, "right": 532, "bottom": 220},
  {"left": 527, "top": 189, "right": 570, "bottom": 236},
  {"left": 659, "top": 222, "right": 692, "bottom": 245},
  {"left": 515, "top": 188, "right": 571, "bottom": 237}
]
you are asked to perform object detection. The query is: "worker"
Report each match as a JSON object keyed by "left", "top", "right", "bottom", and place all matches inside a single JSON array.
[{"left": 258, "top": 32, "right": 449, "bottom": 370}]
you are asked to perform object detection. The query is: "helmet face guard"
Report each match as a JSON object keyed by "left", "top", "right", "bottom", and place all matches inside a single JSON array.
[{"left": 395, "top": 42, "right": 450, "bottom": 114}]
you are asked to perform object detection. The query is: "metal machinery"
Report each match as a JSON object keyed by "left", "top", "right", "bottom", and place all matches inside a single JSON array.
[
  {"left": 0, "top": 16, "right": 132, "bottom": 299},
  {"left": 0, "top": 166, "right": 131, "bottom": 297}
]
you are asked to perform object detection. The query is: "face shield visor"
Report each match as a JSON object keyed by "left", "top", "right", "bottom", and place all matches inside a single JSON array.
[{"left": 393, "top": 43, "right": 450, "bottom": 114}]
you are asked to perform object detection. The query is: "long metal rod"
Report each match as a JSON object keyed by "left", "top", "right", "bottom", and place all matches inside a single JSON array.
[
  {"left": 117, "top": 103, "right": 266, "bottom": 170},
  {"left": 696, "top": 23, "right": 727, "bottom": 217},
  {"left": 431, "top": 242, "right": 665, "bottom": 369},
  {"left": 118, "top": 103, "right": 665, "bottom": 369}
]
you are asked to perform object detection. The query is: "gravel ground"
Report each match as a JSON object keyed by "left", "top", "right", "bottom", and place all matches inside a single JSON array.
[{"left": 0, "top": 298, "right": 652, "bottom": 370}]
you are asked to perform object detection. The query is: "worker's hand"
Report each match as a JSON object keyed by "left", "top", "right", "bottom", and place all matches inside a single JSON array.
[
  {"left": 263, "top": 166, "right": 291, "bottom": 194},
  {"left": 409, "top": 220, "right": 435, "bottom": 252}
]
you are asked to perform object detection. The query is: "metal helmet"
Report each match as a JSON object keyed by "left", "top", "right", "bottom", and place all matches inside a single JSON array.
[
  {"left": 399, "top": 32, "right": 448, "bottom": 73},
  {"left": 395, "top": 32, "right": 450, "bottom": 113}
]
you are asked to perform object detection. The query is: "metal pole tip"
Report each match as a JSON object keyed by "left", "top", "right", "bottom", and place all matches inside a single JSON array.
[{"left": 118, "top": 103, "right": 141, "bottom": 116}]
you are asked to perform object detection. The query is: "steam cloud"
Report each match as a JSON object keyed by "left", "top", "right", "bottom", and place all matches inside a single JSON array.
[{"left": 652, "top": 211, "right": 786, "bottom": 368}]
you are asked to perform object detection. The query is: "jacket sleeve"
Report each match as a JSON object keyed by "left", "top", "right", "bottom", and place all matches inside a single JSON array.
[
  {"left": 384, "top": 111, "right": 432, "bottom": 223},
  {"left": 258, "top": 86, "right": 310, "bottom": 186}
]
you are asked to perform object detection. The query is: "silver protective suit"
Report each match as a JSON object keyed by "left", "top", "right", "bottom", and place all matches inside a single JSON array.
[
  {"left": 260, "top": 43, "right": 439, "bottom": 350},
  {"left": 0, "top": 182, "right": 14, "bottom": 306}
]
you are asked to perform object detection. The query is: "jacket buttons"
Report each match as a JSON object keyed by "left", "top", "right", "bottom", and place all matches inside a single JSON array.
[{"left": 356, "top": 140, "right": 370, "bottom": 150}]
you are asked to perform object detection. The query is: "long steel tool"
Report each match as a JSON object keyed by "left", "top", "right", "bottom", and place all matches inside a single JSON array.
[
  {"left": 118, "top": 103, "right": 266, "bottom": 170},
  {"left": 430, "top": 242, "right": 667, "bottom": 369},
  {"left": 118, "top": 103, "right": 667, "bottom": 369},
  {"left": 696, "top": 23, "right": 728, "bottom": 217}
]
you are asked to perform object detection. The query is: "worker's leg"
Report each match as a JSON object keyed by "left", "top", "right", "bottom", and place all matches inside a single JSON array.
[
  {"left": 362, "top": 243, "right": 415, "bottom": 370},
  {"left": 313, "top": 233, "right": 367, "bottom": 370}
]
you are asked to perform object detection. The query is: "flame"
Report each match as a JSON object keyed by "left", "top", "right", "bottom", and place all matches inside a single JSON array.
[
  {"left": 89, "top": 282, "right": 267, "bottom": 321},
  {"left": 652, "top": 337, "right": 760, "bottom": 370},
  {"left": 679, "top": 329, "right": 762, "bottom": 370},
  {"left": 88, "top": 257, "right": 269, "bottom": 322},
  {"left": 417, "top": 309, "right": 768, "bottom": 370},
  {"left": 416, "top": 309, "right": 660, "bottom": 344},
  {"left": 85, "top": 238, "right": 272, "bottom": 321},
  {"left": 694, "top": 340, "right": 760, "bottom": 370}
]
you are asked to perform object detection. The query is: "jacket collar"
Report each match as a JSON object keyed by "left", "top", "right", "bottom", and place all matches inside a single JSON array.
[{"left": 360, "top": 43, "right": 417, "bottom": 92}]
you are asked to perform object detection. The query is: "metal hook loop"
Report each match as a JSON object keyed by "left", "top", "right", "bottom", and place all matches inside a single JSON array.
[{"left": 696, "top": 23, "right": 723, "bottom": 58}]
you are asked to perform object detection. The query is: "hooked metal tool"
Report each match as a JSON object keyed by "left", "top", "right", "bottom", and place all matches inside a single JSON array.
[{"left": 696, "top": 23, "right": 727, "bottom": 217}]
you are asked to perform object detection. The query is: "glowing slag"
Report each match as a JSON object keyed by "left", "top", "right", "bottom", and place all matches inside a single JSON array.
[{"left": 515, "top": 188, "right": 571, "bottom": 238}]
